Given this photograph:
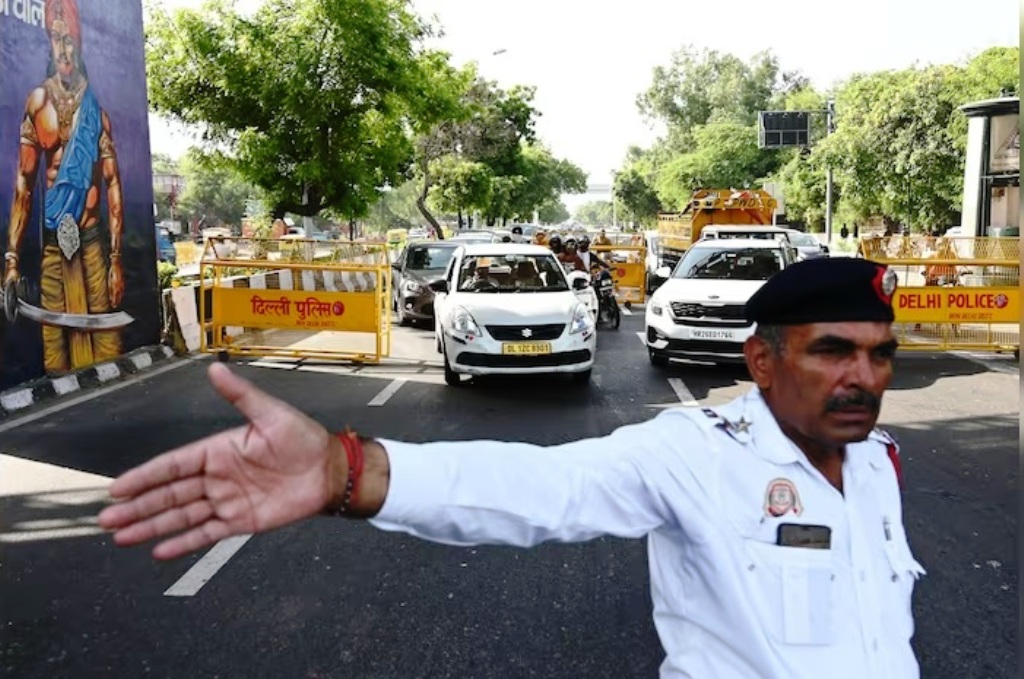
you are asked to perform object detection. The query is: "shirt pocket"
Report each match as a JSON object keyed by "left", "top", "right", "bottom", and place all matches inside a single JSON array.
[
  {"left": 881, "top": 540, "right": 927, "bottom": 639},
  {"left": 743, "top": 539, "right": 838, "bottom": 646}
]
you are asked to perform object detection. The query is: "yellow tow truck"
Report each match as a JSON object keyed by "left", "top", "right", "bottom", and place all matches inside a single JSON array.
[{"left": 648, "top": 189, "right": 778, "bottom": 288}]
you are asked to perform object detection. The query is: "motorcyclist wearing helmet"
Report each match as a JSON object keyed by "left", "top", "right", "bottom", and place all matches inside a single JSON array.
[
  {"left": 548, "top": 234, "right": 563, "bottom": 255},
  {"left": 558, "top": 237, "right": 587, "bottom": 272},
  {"left": 577, "top": 236, "right": 609, "bottom": 273}
]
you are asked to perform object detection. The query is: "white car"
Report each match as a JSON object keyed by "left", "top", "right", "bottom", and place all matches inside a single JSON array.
[
  {"left": 645, "top": 239, "right": 798, "bottom": 366},
  {"left": 431, "top": 243, "right": 597, "bottom": 386}
]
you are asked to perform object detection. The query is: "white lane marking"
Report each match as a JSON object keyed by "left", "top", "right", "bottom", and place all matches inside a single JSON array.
[
  {"left": 636, "top": 331, "right": 646, "bottom": 346},
  {"left": 164, "top": 534, "right": 253, "bottom": 597},
  {"left": 668, "top": 377, "right": 699, "bottom": 406},
  {"left": 367, "top": 378, "right": 407, "bottom": 406},
  {"left": 619, "top": 305, "right": 632, "bottom": 316},
  {"left": 0, "top": 355, "right": 207, "bottom": 435}
]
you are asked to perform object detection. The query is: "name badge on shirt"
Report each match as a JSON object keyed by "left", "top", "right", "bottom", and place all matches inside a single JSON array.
[{"left": 776, "top": 523, "right": 832, "bottom": 550}]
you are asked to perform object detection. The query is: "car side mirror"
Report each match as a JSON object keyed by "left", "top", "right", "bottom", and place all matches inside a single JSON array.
[
  {"left": 655, "top": 266, "right": 672, "bottom": 279},
  {"left": 428, "top": 279, "right": 448, "bottom": 293},
  {"left": 572, "top": 277, "right": 589, "bottom": 291}
]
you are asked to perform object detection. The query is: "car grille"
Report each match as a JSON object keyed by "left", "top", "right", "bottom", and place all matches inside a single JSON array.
[
  {"left": 456, "top": 349, "right": 591, "bottom": 368},
  {"left": 670, "top": 302, "right": 746, "bottom": 320},
  {"left": 485, "top": 324, "right": 565, "bottom": 341}
]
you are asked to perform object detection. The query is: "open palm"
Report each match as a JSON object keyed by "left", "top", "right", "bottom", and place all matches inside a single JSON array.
[{"left": 98, "top": 363, "right": 340, "bottom": 560}]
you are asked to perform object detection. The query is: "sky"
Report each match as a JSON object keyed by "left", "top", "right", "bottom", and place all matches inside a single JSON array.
[{"left": 153, "top": 0, "right": 1018, "bottom": 211}]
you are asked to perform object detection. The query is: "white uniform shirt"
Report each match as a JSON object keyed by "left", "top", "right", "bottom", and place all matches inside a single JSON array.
[{"left": 369, "top": 387, "right": 926, "bottom": 678}]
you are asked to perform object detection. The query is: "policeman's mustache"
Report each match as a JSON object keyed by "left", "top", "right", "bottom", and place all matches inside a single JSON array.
[{"left": 824, "top": 389, "right": 881, "bottom": 413}]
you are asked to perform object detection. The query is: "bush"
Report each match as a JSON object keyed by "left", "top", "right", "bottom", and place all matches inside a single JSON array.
[{"left": 157, "top": 261, "right": 179, "bottom": 290}]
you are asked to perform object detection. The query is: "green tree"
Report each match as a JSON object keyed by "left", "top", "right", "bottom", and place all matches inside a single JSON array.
[
  {"left": 416, "top": 75, "right": 542, "bottom": 232},
  {"left": 574, "top": 200, "right": 615, "bottom": 226},
  {"left": 500, "top": 144, "right": 587, "bottom": 224},
  {"left": 177, "top": 150, "right": 261, "bottom": 228},
  {"left": 613, "top": 167, "right": 663, "bottom": 226},
  {"left": 146, "top": 0, "right": 460, "bottom": 219},
  {"left": 428, "top": 157, "right": 493, "bottom": 222},
  {"left": 537, "top": 199, "right": 569, "bottom": 225},
  {"left": 637, "top": 47, "right": 794, "bottom": 142},
  {"left": 814, "top": 47, "right": 1019, "bottom": 231}
]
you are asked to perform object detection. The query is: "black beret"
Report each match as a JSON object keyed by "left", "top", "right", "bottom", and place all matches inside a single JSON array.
[{"left": 745, "top": 257, "right": 897, "bottom": 325}]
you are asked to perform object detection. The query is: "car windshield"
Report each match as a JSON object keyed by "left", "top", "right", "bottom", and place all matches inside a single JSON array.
[
  {"left": 788, "top": 233, "right": 819, "bottom": 247},
  {"left": 457, "top": 253, "right": 569, "bottom": 292},
  {"left": 673, "top": 246, "right": 783, "bottom": 281},
  {"left": 406, "top": 245, "right": 455, "bottom": 271}
]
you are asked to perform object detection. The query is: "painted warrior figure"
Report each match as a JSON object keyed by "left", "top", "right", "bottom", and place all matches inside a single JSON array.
[{"left": 3, "top": 0, "right": 125, "bottom": 375}]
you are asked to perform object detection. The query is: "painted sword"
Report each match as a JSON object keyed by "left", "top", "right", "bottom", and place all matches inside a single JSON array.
[{"left": 2, "top": 280, "right": 134, "bottom": 330}]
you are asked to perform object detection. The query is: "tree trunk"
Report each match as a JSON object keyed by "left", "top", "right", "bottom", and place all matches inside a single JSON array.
[{"left": 416, "top": 166, "right": 444, "bottom": 240}]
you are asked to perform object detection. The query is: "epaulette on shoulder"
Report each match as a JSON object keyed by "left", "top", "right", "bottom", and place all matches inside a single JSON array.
[
  {"left": 869, "top": 427, "right": 899, "bottom": 448},
  {"left": 871, "top": 428, "right": 904, "bottom": 489}
]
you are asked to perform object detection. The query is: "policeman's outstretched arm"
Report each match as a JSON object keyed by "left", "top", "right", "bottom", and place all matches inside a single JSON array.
[{"left": 99, "top": 364, "right": 682, "bottom": 560}]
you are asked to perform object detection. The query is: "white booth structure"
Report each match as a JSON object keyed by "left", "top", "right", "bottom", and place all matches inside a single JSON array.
[{"left": 959, "top": 97, "right": 1019, "bottom": 237}]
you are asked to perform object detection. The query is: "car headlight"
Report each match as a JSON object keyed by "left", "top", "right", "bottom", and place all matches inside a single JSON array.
[
  {"left": 451, "top": 306, "right": 481, "bottom": 335},
  {"left": 403, "top": 280, "right": 425, "bottom": 294},
  {"left": 650, "top": 303, "right": 664, "bottom": 316},
  {"left": 570, "top": 303, "right": 594, "bottom": 334}
]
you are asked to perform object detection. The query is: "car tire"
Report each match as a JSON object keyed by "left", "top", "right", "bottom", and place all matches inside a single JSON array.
[
  {"left": 649, "top": 349, "right": 669, "bottom": 368},
  {"left": 396, "top": 303, "right": 411, "bottom": 327},
  {"left": 443, "top": 346, "right": 461, "bottom": 386},
  {"left": 571, "top": 368, "right": 592, "bottom": 385}
]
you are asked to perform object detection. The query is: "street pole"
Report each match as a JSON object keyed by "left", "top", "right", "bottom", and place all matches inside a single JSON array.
[
  {"left": 611, "top": 171, "right": 617, "bottom": 228},
  {"left": 825, "top": 100, "right": 835, "bottom": 243}
]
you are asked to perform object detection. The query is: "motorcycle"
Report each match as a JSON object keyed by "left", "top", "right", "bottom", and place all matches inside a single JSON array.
[{"left": 592, "top": 268, "right": 620, "bottom": 330}]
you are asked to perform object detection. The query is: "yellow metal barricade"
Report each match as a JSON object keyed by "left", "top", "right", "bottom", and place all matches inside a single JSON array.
[
  {"left": 199, "top": 237, "right": 392, "bottom": 364},
  {"left": 858, "top": 235, "right": 1019, "bottom": 353},
  {"left": 592, "top": 242, "right": 647, "bottom": 306}
]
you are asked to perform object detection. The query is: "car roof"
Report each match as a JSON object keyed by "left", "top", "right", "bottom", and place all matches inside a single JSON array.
[
  {"left": 703, "top": 225, "right": 789, "bottom": 232},
  {"left": 407, "top": 239, "right": 459, "bottom": 247},
  {"left": 690, "top": 238, "right": 785, "bottom": 249},
  {"left": 459, "top": 243, "right": 555, "bottom": 255}
]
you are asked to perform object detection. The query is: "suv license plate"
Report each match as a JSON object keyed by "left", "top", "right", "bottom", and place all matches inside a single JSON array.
[
  {"left": 691, "top": 329, "right": 736, "bottom": 341},
  {"left": 502, "top": 342, "right": 552, "bottom": 355}
]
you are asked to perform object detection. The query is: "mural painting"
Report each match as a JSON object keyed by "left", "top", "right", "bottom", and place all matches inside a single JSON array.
[{"left": 0, "top": 0, "right": 159, "bottom": 390}]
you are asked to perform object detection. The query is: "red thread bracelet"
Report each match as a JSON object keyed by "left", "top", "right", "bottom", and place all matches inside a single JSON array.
[{"left": 328, "top": 428, "right": 365, "bottom": 516}]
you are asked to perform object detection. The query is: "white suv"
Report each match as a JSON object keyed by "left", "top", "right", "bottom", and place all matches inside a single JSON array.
[{"left": 645, "top": 239, "right": 797, "bottom": 365}]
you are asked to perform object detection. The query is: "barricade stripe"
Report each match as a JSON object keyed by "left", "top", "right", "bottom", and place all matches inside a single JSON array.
[
  {"left": 250, "top": 273, "right": 267, "bottom": 290},
  {"left": 301, "top": 270, "right": 316, "bottom": 291},
  {"left": 323, "top": 270, "right": 338, "bottom": 292},
  {"left": 279, "top": 269, "right": 294, "bottom": 291}
]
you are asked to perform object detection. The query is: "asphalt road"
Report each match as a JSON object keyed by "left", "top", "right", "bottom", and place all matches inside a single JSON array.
[{"left": 0, "top": 309, "right": 1018, "bottom": 679}]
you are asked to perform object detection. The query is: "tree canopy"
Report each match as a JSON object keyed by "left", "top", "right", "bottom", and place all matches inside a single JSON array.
[
  {"left": 146, "top": 0, "right": 463, "bottom": 219},
  {"left": 620, "top": 44, "right": 1019, "bottom": 232}
]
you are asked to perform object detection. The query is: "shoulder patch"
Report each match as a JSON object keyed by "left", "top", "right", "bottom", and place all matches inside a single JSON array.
[{"left": 873, "top": 429, "right": 904, "bottom": 489}]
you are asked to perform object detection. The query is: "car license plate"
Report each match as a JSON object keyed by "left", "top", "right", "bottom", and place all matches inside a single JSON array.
[
  {"left": 502, "top": 342, "right": 552, "bottom": 355},
  {"left": 690, "top": 329, "right": 737, "bottom": 341}
]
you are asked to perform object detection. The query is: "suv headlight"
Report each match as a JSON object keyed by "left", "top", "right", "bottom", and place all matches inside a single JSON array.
[
  {"left": 451, "top": 306, "right": 481, "bottom": 335},
  {"left": 569, "top": 303, "right": 594, "bottom": 334},
  {"left": 649, "top": 302, "right": 664, "bottom": 316},
  {"left": 403, "top": 280, "right": 424, "bottom": 294}
]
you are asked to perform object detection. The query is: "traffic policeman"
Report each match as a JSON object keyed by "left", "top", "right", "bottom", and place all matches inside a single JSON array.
[{"left": 99, "top": 258, "right": 925, "bottom": 679}]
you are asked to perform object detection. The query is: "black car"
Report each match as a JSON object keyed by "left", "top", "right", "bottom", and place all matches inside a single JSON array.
[{"left": 391, "top": 241, "right": 460, "bottom": 325}]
